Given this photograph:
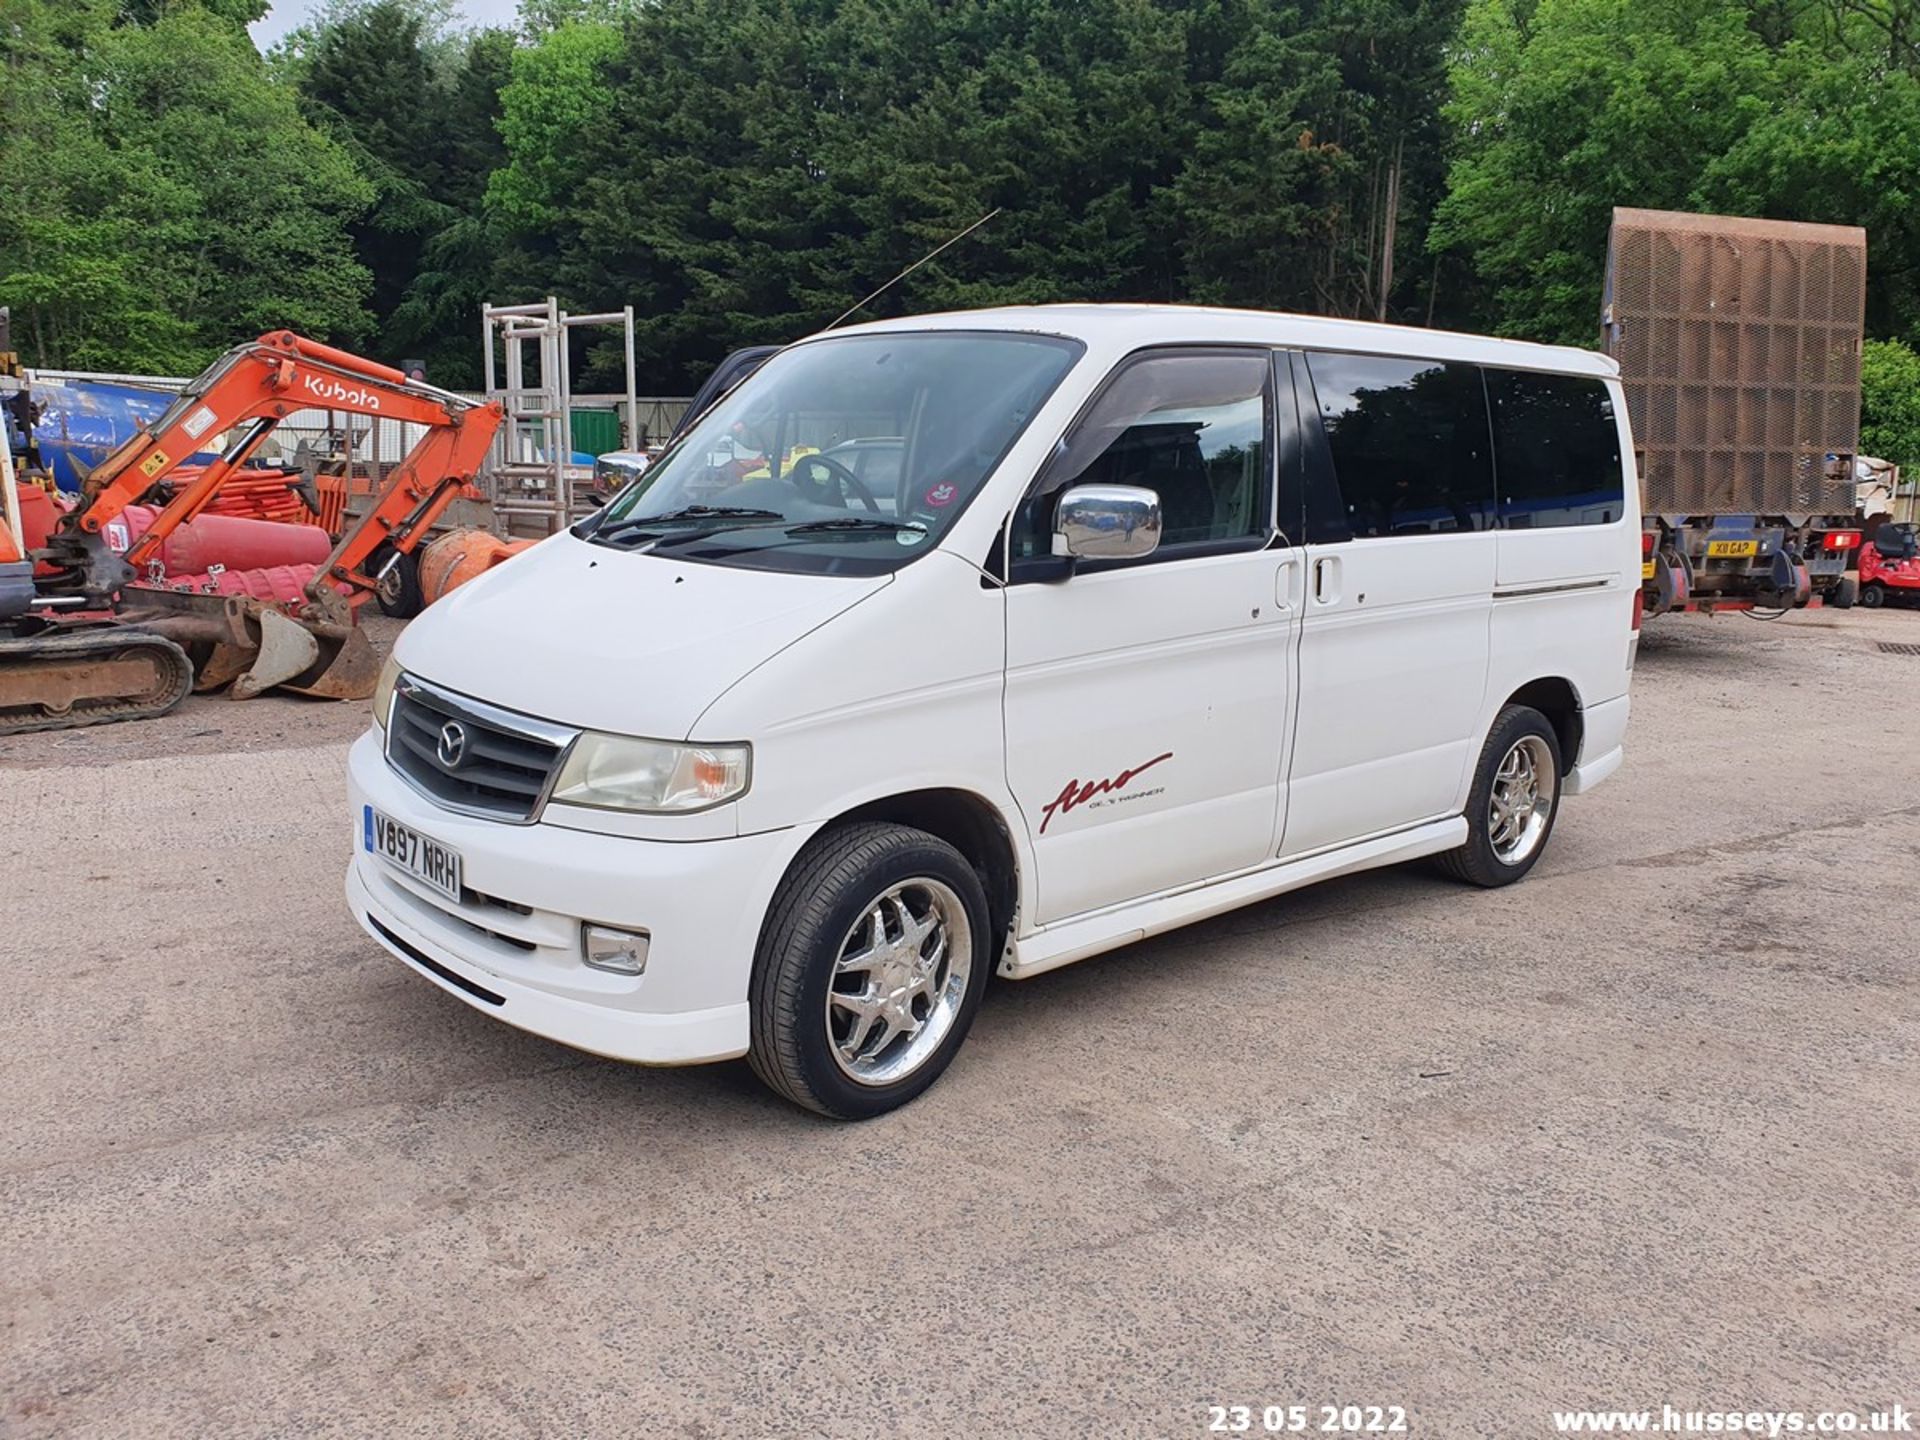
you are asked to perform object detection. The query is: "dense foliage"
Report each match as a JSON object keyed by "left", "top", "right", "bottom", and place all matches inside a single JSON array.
[
  {"left": 0, "top": 0, "right": 371, "bottom": 373},
  {"left": 1435, "top": 0, "right": 1920, "bottom": 346},
  {"left": 1862, "top": 339, "right": 1920, "bottom": 473},
  {"left": 4, "top": 0, "right": 1920, "bottom": 415}
]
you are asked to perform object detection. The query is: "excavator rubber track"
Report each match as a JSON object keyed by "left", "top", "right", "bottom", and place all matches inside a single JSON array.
[{"left": 0, "top": 626, "right": 194, "bottom": 735}]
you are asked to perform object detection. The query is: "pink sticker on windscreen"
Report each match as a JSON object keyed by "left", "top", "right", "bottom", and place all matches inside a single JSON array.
[{"left": 925, "top": 482, "right": 957, "bottom": 508}]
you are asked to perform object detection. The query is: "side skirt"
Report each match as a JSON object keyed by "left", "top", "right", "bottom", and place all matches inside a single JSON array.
[{"left": 999, "top": 816, "right": 1469, "bottom": 980}]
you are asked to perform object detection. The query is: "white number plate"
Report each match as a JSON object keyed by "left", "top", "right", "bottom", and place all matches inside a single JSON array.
[{"left": 364, "top": 805, "right": 462, "bottom": 903}]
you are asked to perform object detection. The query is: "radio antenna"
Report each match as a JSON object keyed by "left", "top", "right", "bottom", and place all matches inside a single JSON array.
[{"left": 824, "top": 208, "right": 1002, "bottom": 331}]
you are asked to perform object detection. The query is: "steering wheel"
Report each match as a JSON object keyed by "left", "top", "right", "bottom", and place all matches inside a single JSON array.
[{"left": 782, "top": 452, "right": 880, "bottom": 513}]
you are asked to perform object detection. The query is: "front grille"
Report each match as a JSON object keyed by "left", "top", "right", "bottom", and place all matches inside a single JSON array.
[{"left": 385, "top": 675, "right": 575, "bottom": 822}]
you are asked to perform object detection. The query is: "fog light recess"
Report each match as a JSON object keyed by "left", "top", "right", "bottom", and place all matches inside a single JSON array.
[{"left": 582, "top": 924, "right": 649, "bottom": 976}]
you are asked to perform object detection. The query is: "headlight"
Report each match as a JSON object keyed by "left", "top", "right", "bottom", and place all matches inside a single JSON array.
[
  {"left": 372, "top": 655, "right": 400, "bottom": 731},
  {"left": 550, "top": 733, "right": 750, "bottom": 813}
]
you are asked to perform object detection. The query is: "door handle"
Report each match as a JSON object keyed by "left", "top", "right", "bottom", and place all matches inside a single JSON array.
[
  {"left": 1274, "top": 555, "right": 1297, "bottom": 609},
  {"left": 1313, "top": 556, "right": 1341, "bottom": 605}
]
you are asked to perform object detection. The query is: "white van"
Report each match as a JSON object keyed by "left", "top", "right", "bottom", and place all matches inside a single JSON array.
[{"left": 348, "top": 305, "right": 1638, "bottom": 1118}]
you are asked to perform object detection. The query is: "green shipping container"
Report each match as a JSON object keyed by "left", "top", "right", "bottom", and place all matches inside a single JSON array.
[{"left": 569, "top": 408, "right": 624, "bottom": 457}]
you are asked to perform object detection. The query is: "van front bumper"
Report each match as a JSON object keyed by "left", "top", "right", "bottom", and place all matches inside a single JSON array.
[{"left": 344, "top": 730, "right": 808, "bottom": 1065}]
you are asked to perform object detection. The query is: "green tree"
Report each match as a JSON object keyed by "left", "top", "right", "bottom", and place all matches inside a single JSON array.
[
  {"left": 487, "top": 18, "right": 621, "bottom": 236},
  {"left": 489, "top": 0, "right": 1461, "bottom": 387},
  {"left": 1432, "top": 0, "right": 1775, "bottom": 344},
  {"left": 0, "top": 0, "right": 373, "bottom": 371},
  {"left": 386, "top": 26, "right": 515, "bottom": 383},
  {"left": 1699, "top": 36, "right": 1920, "bottom": 341},
  {"left": 294, "top": 1, "right": 451, "bottom": 361},
  {"left": 1434, "top": 0, "right": 1920, "bottom": 345},
  {"left": 1861, "top": 338, "right": 1920, "bottom": 472}
]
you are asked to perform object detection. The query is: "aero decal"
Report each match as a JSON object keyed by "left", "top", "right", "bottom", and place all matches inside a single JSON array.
[
  {"left": 303, "top": 374, "right": 382, "bottom": 411},
  {"left": 1038, "top": 752, "right": 1174, "bottom": 834}
]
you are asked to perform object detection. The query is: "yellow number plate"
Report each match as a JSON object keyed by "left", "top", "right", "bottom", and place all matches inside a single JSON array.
[
  {"left": 1706, "top": 539, "right": 1757, "bottom": 559},
  {"left": 1641, "top": 560, "right": 1656, "bottom": 580}
]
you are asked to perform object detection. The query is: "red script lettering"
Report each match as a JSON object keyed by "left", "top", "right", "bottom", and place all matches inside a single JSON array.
[{"left": 1038, "top": 752, "right": 1173, "bottom": 834}]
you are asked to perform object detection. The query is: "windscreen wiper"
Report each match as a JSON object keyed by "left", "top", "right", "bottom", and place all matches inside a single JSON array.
[
  {"left": 593, "top": 505, "right": 787, "bottom": 546},
  {"left": 782, "top": 517, "right": 928, "bottom": 538}
]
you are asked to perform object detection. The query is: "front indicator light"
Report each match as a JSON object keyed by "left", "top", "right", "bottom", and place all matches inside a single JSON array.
[
  {"left": 550, "top": 733, "right": 750, "bottom": 813},
  {"left": 372, "top": 655, "right": 400, "bottom": 731},
  {"left": 583, "top": 924, "right": 649, "bottom": 976}
]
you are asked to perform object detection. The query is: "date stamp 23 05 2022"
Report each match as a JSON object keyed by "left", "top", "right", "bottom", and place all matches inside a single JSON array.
[{"left": 1206, "top": 1404, "right": 1411, "bottom": 1435}]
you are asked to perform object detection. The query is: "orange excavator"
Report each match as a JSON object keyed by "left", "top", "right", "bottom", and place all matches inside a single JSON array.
[{"left": 0, "top": 331, "right": 503, "bottom": 734}]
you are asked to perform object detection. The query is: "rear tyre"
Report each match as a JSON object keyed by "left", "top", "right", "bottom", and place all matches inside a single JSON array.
[
  {"left": 748, "top": 822, "right": 992, "bottom": 1120},
  {"left": 373, "top": 545, "right": 424, "bottom": 619},
  {"left": 1437, "top": 704, "right": 1563, "bottom": 889},
  {"left": 1859, "top": 581, "right": 1886, "bottom": 609},
  {"left": 1829, "top": 577, "right": 1857, "bottom": 610}
]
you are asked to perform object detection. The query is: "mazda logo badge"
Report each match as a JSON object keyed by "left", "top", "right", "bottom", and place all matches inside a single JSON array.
[{"left": 437, "top": 720, "right": 468, "bottom": 769}]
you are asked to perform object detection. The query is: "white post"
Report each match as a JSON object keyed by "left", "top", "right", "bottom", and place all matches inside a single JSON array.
[
  {"left": 0, "top": 413, "right": 24, "bottom": 554},
  {"left": 622, "top": 305, "right": 638, "bottom": 450}
]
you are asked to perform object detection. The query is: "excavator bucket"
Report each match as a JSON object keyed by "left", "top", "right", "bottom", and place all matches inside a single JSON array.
[
  {"left": 119, "top": 587, "right": 381, "bottom": 703},
  {"left": 230, "top": 607, "right": 321, "bottom": 700},
  {"left": 275, "top": 617, "right": 378, "bottom": 700},
  {"left": 192, "top": 640, "right": 258, "bottom": 693}
]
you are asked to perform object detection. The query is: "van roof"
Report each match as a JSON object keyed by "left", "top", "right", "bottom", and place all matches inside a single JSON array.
[{"left": 822, "top": 303, "right": 1619, "bottom": 378}]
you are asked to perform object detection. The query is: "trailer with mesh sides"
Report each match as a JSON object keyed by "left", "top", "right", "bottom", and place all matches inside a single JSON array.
[{"left": 1602, "top": 208, "right": 1868, "bottom": 614}]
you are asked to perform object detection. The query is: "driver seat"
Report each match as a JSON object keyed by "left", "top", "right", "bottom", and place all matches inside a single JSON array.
[{"left": 1874, "top": 522, "right": 1918, "bottom": 563}]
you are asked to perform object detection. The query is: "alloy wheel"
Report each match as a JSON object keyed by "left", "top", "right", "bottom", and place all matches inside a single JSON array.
[
  {"left": 1489, "top": 734, "right": 1555, "bottom": 866},
  {"left": 825, "top": 878, "right": 973, "bottom": 1086}
]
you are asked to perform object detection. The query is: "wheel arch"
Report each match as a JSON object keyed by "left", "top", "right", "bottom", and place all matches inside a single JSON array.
[
  {"left": 1501, "top": 676, "right": 1584, "bottom": 768},
  {"left": 829, "top": 788, "right": 1020, "bottom": 948}
]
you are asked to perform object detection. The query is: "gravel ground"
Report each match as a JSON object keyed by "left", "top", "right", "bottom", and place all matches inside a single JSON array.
[{"left": 3, "top": 607, "right": 1917, "bottom": 1439}]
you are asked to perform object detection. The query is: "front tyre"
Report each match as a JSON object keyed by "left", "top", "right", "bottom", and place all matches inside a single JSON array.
[
  {"left": 1859, "top": 581, "right": 1886, "bottom": 609},
  {"left": 749, "top": 822, "right": 991, "bottom": 1119},
  {"left": 1437, "top": 704, "right": 1563, "bottom": 889}
]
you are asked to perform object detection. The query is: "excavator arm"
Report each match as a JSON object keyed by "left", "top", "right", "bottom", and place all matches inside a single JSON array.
[{"left": 52, "top": 330, "right": 503, "bottom": 621}]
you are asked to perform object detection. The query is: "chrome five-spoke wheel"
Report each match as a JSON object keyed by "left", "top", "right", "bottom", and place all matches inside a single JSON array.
[
  {"left": 1438, "top": 703, "right": 1563, "bottom": 888},
  {"left": 826, "top": 878, "right": 973, "bottom": 1086},
  {"left": 1489, "top": 733, "right": 1555, "bottom": 866},
  {"left": 749, "top": 821, "right": 991, "bottom": 1118}
]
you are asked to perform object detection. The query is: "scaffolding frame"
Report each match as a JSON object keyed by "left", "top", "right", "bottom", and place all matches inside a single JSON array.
[{"left": 481, "top": 298, "right": 638, "bottom": 534}]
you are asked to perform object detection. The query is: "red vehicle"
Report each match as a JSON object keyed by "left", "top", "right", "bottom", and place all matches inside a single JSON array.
[{"left": 1857, "top": 522, "right": 1920, "bottom": 608}]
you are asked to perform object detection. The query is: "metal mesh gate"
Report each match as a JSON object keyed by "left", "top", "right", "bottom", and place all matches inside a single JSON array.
[{"left": 1602, "top": 208, "right": 1864, "bottom": 514}]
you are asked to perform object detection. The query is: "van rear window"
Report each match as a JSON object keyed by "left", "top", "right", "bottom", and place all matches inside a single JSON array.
[
  {"left": 1485, "top": 369, "right": 1625, "bottom": 528},
  {"left": 1303, "top": 353, "right": 1495, "bottom": 539}
]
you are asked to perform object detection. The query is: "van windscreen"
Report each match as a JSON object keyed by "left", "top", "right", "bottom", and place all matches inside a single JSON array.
[{"left": 583, "top": 331, "right": 1083, "bottom": 576}]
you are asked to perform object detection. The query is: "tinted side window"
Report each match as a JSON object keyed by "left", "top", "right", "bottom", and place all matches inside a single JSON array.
[
  {"left": 1303, "top": 353, "right": 1495, "bottom": 538},
  {"left": 1486, "top": 369, "right": 1624, "bottom": 527},
  {"left": 1013, "top": 350, "right": 1271, "bottom": 560}
]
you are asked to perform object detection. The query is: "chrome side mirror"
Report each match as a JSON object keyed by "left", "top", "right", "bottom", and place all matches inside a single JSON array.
[{"left": 1052, "top": 484, "right": 1162, "bottom": 561}]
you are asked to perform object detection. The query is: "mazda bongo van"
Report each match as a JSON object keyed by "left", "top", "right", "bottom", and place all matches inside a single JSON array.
[{"left": 348, "top": 305, "right": 1639, "bottom": 1118}]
